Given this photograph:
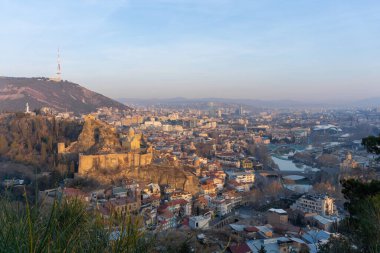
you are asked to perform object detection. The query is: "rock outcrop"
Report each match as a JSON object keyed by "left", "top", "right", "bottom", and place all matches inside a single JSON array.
[
  {"left": 126, "top": 165, "right": 200, "bottom": 194},
  {"left": 73, "top": 115, "right": 122, "bottom": 154},
  {"left": 83, "top": 165, "right": 200, "bottom": 194}
]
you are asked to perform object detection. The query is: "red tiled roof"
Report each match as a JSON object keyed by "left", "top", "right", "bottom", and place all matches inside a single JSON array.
[
  {"left": 158, "top": 204, "right": 169, "bottom": 212},
  {"left": 196, "top": 196, "right": 207, "bottom": 204},
  {"left": 244, "top": 226, "right": 259, "bottom": 232},
  {"left": 63, "top": 188, "right": 88, "bottom": 198},
  {"left": 108, "top": 197, "right": 138, "bottom": 207},
  {"left": 201, "top": 183, "right": 216, "bottom": 190},
  {"left": 229, "top": 243, "right": 252, "bottom": 253},
  {"left": 167, "top": 199, "right": 188, "bottom": 206},
  {"left": 159, "top": 210, "right": 174, "bottom": 219},
  {"left": 182, "top": 218, "right": 189, "bottom": 226}
]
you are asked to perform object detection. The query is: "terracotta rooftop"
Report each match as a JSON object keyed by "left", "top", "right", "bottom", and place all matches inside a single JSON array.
[{"left": 228, "top": 243, "right": 252, "bottom": 253}]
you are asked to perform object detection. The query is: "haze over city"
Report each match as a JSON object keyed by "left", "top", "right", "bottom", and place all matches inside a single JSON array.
[
  {"left": 2, "top": 1, "right": 380, "bottom": 252},
  {"left": 1, "top": 0, "right": 379, "bottom": 101}
]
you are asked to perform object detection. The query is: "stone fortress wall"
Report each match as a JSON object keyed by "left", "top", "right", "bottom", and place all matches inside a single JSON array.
[
  {"left": 57, "top": 116, "right": 154, "bottom": 176},
  {"left": 78, "top": 152, "right": 153, "bottom": 175}
]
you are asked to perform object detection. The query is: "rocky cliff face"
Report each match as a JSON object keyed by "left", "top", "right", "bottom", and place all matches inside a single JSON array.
[
  {"left": 0, "top": 77, "right": 130, "bottom": 114},
  {"left": 83, "top": 165, "right": 200, "bottom": 194},
  {"left": 69, "top": 116, "right": 122, "bottom": 154},
  {"left": 126, "top": 165, "right": 200, "bottom": 194}
]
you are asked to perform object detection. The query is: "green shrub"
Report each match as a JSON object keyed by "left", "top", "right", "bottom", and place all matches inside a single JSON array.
[{"left": 0, "top": 192, "right": 153, "bottom": 253}]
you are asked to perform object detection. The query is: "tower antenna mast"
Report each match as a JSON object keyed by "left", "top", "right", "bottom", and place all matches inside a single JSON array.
[{"left": 56, "top": 48, "right": 61, "bottom": 81}]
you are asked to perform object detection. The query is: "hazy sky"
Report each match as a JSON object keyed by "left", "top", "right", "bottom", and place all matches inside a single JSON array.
[{"left": 0, "top": 0, "right": 379, "bottom": 101}]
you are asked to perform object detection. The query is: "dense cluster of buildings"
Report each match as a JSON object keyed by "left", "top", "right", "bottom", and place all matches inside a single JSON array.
[{"left": 13, "top": 102, "right": 380, "bottom": 252}]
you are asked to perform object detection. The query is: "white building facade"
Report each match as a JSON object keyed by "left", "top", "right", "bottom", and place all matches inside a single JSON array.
[{"left": 291, "top": 194, "right": 335, "bottom": 216}]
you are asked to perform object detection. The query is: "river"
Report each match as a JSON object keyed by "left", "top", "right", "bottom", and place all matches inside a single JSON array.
[
  {"left": 271, "top": 155, "right": 318, "bottom": 193},
  {"left": 271, "top": 156, "right": 319, "bottom": 172}
]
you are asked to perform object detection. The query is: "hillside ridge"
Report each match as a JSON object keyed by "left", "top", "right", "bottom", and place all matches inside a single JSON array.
[{"left": 0, "top": 76, "right": 130, "bottom": 114}]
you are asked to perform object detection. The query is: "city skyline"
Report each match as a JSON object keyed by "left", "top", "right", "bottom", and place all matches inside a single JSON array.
[{"left": 0, "top": 0, "right": 379, "bottom": 101}]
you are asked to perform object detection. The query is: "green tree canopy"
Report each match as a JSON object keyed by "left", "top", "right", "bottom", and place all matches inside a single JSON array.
[
  {"left": 362, "top": 134, "right": 380, "bottom": 155},
  {"left": 336, "top": 179, "right": 380, "bottom": 253}
]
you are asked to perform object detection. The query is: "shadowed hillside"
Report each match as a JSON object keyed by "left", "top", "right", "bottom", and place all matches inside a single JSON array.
[
  {"left": 0, "top": 77, "right": 130, "bottom": 114},
  {"left": 0, "top": 113, "right": 82, "bottom": 169}
]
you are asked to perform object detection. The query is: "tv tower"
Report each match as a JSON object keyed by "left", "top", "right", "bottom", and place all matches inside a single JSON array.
[
  {"left": 56, "top": 48, "right": 62, "bottom": 81},
  {"left": 50, "top": 48, "right": 62, "bottom": 82}
]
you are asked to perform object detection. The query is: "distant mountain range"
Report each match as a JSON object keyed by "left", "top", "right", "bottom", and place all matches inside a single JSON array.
[
  {"left": 0, "top": 77, "right": 130, "bottom": 114},
  {"left": 352, "top": 97, "right": 380, "bottom": 108},
  {"left": 118, "top": 97, "right": 380, "bottom": 109},
  {"left": 1, "top": 76, "right": 377, "bottom": 113},
  {"left": 118, "top": 97, "right": 318, "bottom": 108}
]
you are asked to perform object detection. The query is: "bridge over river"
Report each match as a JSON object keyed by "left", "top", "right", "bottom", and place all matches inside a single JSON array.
[{"left": 257, "top": 170, "right": 315, "bottom": 178}]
